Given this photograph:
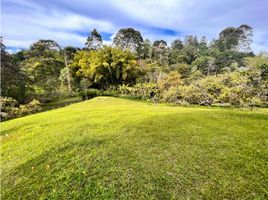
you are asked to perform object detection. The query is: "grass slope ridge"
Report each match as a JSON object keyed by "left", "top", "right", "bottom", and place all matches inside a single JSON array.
[{"left": 1, "top": 97, "right": 268, "bottom": 199}]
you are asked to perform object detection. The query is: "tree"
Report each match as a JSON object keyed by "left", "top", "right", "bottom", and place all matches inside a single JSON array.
[
  {"left": 192, "top": 56, "right": 215, "bottom": 75},
  {"left": 137, "top": 39, "right": 152, "bottom": 59},
  {"left": 22, "top": 58, "right": 64, "bottom": 98},
  {"left": 27, "top": 39, "right": 61, "bottom": 58},
  {"left": 171, "top": 39, "right": 183, "bottom": 50},
  {"left": 85, "top": 29, "right": 103, "bottom": 50},
  {"left": 184, "top": 35, "right": 198, "bottom": 48},
  {"left": 21, "top": 39, "right": 65, "bottom": 100},
  {"left": 152, "top": 40, "right": 168, "bottom": 64},
  {"left": 214, "top": 51, "right": 245, "bottom": 73},
  {"left": 181, "top": 45, "right": 198, "bottom": 64},
  {"left": 198, "top": 36, "right": 209, "bottom": 55},
  {"left": 215, "top": 25, "right": 253, "bottom": 52},
  {"left": 181, "top": 35, "right": 199, "bottom": 64},
  {"left": 60, "top": 46, "right": 78, "bottom": 93},
  {"left": 153, "top": 40, "right": 167, "bottom": 47},
  {"left": 113, "top": 28, "right": 143, "bottom": 52},
  {"left": 237, "top": 25, "right": 253, "bottom": 53},
  {"left": 73, "top": 46, "right": 141, "bottom": 89},
  {"left": 1, "top": 38, "right": 30, "bottom": 102}
]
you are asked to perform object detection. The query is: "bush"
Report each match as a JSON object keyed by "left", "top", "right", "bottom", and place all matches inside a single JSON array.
[
  {"left": 101, "top": 90, "right": 118, "bottom": 97},
  {"left": 79, "top": 89, "right": 100, "bottom": 100},
  {"left": 119, "top": 83, "right": 159, "bottom": 101},
  {"left": 161, "top": 86, "right": 181, "bottom": 104},
  {"left": 78, "top": 88, "right": 120, "bottom": 100},
  {"left": 0, "top": 96, "right": 19, "bottom": 112},
  {"left": 0, "top": 97, "right": 42, "bottom": 121},
  {"left": 179, "top": 84, "right": 212, "bottom": 105},
  {"left": 27, "top": 99, "right": 42, "bottom": 112}
]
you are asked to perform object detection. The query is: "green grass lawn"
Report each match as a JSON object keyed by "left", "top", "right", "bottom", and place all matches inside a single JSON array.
[{"left": 1, "top": 97, "right": 268, "bottom": 199}]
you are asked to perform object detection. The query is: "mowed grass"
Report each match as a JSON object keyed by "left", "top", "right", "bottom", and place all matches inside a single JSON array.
[{"left": 1, "top": 97, "right": 268, "bottom": 200}]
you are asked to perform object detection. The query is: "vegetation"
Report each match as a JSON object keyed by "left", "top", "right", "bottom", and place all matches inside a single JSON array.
[
  {"left": 72, "top": 46, "right": 141, "bottom": 89},
  {"left": 0, "top": 96, "right": 41, "bottom": 121},
  {"left": 1, "top": 97, "right": 268, "bottom": 199},
  {"left": 1, "top": 25, "right": 268, "bottom": 116}
]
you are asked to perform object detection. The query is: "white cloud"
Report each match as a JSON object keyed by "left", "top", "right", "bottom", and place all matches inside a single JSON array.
[
  {"left": 1, "top": 0, "right": 116, "bottom": 48},
  {"left": 1, "top": 0, "right": 267, "bottom": 53}
]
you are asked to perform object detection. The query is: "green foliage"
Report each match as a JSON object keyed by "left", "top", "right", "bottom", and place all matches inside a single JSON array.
[
  {"left": 119, "top": 83, "right": 158, "bottom": 100},
  {"left": 1, "top": 25, "right": 266, "bottom": 108},
  {"left": 85, "top": 29, "right": 103, "bottom": 50},
  {"left": 157, "top": 71, "right": 182, "bottom": 96},
  {"left": 22, "top": 57, "right": 64, "bottom": 100},
  {"left": 0, "top": 96, "right": 19, "bottom": 112},
  {"left": 171, "top": 39, "right": 183, "bottom": 50},
  {"left": 0, "top": 96, "right": 41, "bottom": 120},
  {"left": 78, "top": 88, "right": 101, "bottom": 100},
  {"left": 113, "top": 28, "right": 143, "bottom": 52},
  {"left": 152, "top": 40, "right": 169, "bottom": 64},
  {"left": 137, "top": 39, "right": 152, "bottom": 59},
  {"left": 19, "top": 39, "right": 67, "bottom": 101},
  {"left": 78, "top": 88, "right": 119, "bottom": 100},
  {"left": 215, "top": 25, "right": 253, "bottom": 52},
  {"left": 119, "top": 70, "right": 267, "bottom": 107},
  {"left": 73, "top": 46, "right": 141, "bottom": 89},
  {"left": 192, "top": 56, "right": 215, "bottom": 75},
  {"left": 27, "top": 39, "right": 61, "bottom": 57},
  {"left": 1, "top": 38, "right": 30, "bottom": 103}
]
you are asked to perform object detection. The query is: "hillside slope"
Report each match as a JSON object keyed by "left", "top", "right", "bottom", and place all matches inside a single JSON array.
[{"left": 1, "top": 97, "right": 268, "bottom": 199}]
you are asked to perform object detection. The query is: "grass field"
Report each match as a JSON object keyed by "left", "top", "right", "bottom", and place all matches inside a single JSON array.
[{"left": 1, "top": 97, "right": 268, "bottom": 199}]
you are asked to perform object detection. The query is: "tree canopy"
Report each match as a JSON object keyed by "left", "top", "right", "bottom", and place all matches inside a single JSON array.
[
  {"left": 113, "top": 28, "right": 143, "bottom": 52},
  {"left": 1, "top": 24, "right": 267, "bottom": 110}
]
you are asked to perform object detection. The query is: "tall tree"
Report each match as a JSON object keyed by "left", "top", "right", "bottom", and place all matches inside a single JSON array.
[
  {"left": 21, "top": 39, "right": 64, "bottom": 100},
  {"left": 237, "top": 25, "right": 253, "bottom": 53},
  {"left": 73, "top": 46, "right": 141, "bottom": 89},
  {"left": 198, "top": 36, "right": 209, "bottom": 55},
  {"left": 184, "top": 35, "right": 198, "bottom": 48},
  {"left": 85, "top": 29, "right": 103, "bottom": 50},
  {"left": 215, "top": 25, "right": 253, "bottom": 52},
  {"left": 27, "top": 39, "right": 61, "bottom": 58},
  {"left": 1, "top": 38, "right": 30, "bottom": 102},
  {"left": 60, "top": 46, "right": 77, "bottom": 93},
  {"left": 152, "top": 40, "right": 168, "bottom": 64},
  {"left": 137, "top": 39, "right": 152, "bottom": 59},
  {"left": 181, "top": 35, "right": 199, "bottom": 64},
  {"left": 113, "top": 28, "right": 143, "bottom": 52},
  {"left": 171, "top": 39, "right": 183, "bottom": 50}
]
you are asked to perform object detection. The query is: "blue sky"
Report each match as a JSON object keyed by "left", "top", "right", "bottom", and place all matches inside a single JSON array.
[{"left": 1, "top": 0, "right": 268, "bottom": 53}]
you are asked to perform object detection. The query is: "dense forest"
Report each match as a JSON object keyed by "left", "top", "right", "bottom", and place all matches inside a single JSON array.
[{"left": 1, "top": 25, "right": 268, "bottom": 120}]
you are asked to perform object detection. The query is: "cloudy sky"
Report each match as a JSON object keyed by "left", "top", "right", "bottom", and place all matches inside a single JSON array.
[{"left": 1, "top": 0, "right": 268, "bottom": 53}]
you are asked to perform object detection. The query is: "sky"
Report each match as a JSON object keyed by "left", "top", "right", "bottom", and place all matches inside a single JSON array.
[{"left": 1, "top": 0, "right": 268, "bottom": 53}]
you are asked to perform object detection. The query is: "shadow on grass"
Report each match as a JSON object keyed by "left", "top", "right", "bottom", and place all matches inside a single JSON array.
[{"left": 2, "top": 111, "right": 268, "bottom": 199}]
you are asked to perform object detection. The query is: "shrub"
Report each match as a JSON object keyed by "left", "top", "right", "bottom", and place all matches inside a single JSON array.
[
  {"left": 179, "top": 84, "right": 212, "bottom": 105},
  {"left": 0, "top": 97, "right": 42, "bottom": 121},
  {"left": 161, "top": 86, "right": 181, "bottom": 104},
  {"left": 78, "top": 88, "right": 119, "bottom": 100},
  {"left": 79, "top": 89, "right": 100, "bottom": 100},
  {"left": 117, "top": 71, "right": 267, "bottom": 107},
  {"left": 27, "top": 99, "right": 42, "bottom": 112},
  {"left": 157, "top": 71, "right": 182, "bottom": 91},
  {"left": 0, "top": 96, "right": 19, "bottom": 113},
  {"left": 101, "top": 90, "right": 118, "bottom": 97},
  {"left": 118, "top": 83, "right": 159, "bottom": 101}
]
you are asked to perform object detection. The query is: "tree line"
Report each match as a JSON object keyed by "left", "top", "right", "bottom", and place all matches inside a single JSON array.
[{"left": 1, "top": 25, "right": 268, "bottom": 119}]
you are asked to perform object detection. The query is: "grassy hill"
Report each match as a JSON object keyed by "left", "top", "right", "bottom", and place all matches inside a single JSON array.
[{"left": 1, "top": 97, "right": 268, "bottom": 199}]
